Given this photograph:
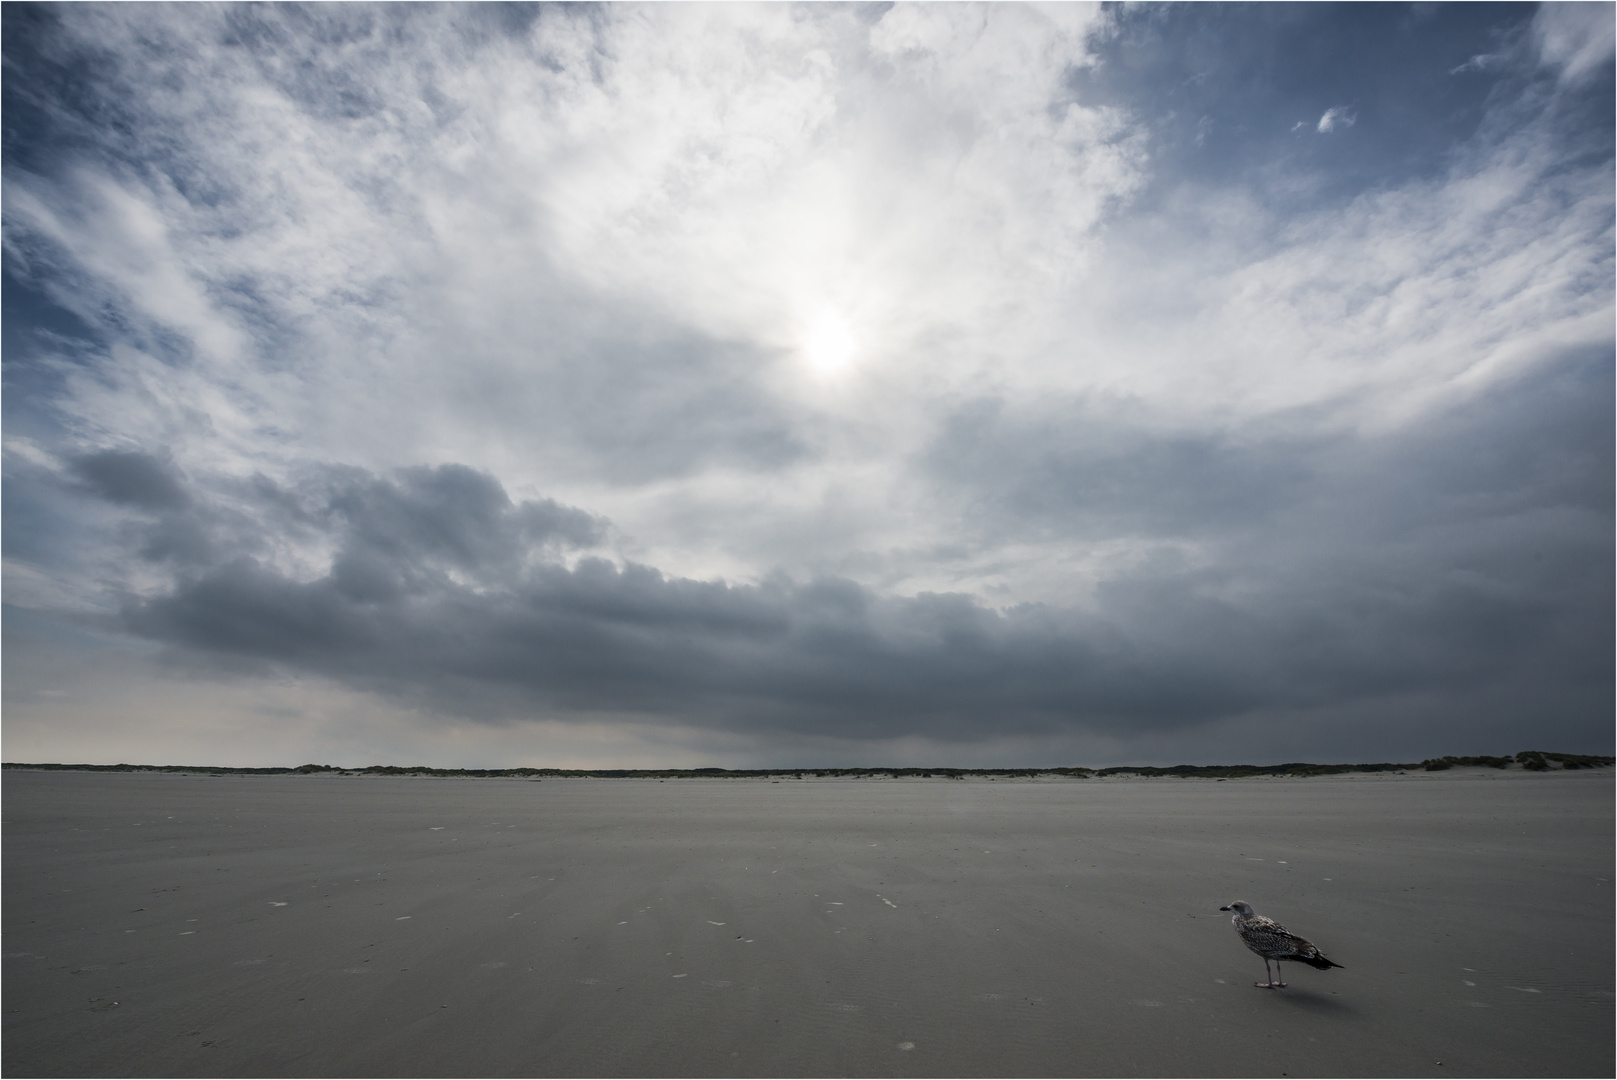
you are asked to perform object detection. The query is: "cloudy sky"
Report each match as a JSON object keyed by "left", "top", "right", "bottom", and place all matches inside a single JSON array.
[{"left": 4, "top": 2, "right": 1612, "bottom": 769}]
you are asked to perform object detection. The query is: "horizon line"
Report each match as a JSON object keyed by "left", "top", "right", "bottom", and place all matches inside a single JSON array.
[{"left": 4, "top": 751, "right": 1611, "bottom": 779}]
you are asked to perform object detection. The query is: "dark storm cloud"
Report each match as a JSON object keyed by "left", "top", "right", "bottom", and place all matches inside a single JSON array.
[
  {"left": 71, "top": 449, "right": 189, "bottom": 510},
  {"left": 925, "top": 399, "right": 1308, "bottom": 539},
  {"left": 914, "top": 347, "right": 1613, "bottom": 740},
  {"left": 61, "top": 450, "right": 216, "bottom": 564},
  {"left": 122, "top": 547, "right": 1256, "bottom": 739},
  {"left": 86, "top": 349, "right": 1610, "bottom": 748},
  {"left": 321, "top": 463, "right": 603, "bottom": 579},
  {"left": 923, "top": 345, "right": 1613, "bottom": 552}
]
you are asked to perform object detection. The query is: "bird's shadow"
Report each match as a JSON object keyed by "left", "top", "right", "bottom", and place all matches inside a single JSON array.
[{"left": 1265, "top": 986, "right": 1359, "bottom": 1016}]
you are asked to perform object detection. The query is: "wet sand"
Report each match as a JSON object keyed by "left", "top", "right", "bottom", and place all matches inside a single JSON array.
[{"left": 4, "top": 768, "right": 1611, "bottom": 1077}]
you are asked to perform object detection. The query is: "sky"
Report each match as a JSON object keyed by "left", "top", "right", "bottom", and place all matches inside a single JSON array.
[{"left": 3, "top": 2, "right": 1612, "bottom": 769}]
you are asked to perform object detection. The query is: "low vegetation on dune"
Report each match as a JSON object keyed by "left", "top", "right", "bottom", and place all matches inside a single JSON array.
[{"left": 4, "top": 752, "right": 1610, "bottom": 779}]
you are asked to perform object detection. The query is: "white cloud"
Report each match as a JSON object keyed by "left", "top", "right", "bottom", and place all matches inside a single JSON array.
[
  {"left": 1316, "top": 105, "right": 1356, "bottom": 133},
  {"left": 1449, "top": 52, "right": 1508, "bottom": 76},
  {"left": 1533, "top": 1, "right": 1616, "bottom": 84},
  {"left": 4, "top": 4, "right": 1146, "bottom": 579},
  {"left": 1124, "top": 134, "right": 1614, "bottom": 432}
]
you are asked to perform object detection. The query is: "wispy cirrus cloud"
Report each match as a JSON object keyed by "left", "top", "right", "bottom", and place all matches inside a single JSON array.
[{"left": 1533, "top": 0, "right": 1616, "bottom": 84}]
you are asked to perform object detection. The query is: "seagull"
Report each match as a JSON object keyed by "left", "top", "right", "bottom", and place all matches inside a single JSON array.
[{"left": 1219, "top": 901, "right": 1342, "bottom": 989}]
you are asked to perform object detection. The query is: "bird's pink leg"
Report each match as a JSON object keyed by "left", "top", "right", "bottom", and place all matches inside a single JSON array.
[
  {"left": 1273, "top": 961, "right": 1286, "bottom": 988},
  {"left": 1254, "top": 959, "right": 1288, "bottom": 989}
]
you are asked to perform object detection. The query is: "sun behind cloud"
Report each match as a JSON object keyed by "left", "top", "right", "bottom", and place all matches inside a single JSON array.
[{"left": 799, "top": 307, "right": 858, "bottom": 376}]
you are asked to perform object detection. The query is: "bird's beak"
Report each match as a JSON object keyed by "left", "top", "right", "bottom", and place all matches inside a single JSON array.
[{"left": 1218, "top": 906, "right": 1230, "bottom": 911}]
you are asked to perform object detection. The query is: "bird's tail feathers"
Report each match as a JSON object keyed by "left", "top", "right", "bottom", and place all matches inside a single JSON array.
[{"left": 1301, "top": 954, "right": 1342, "bottom": 970}]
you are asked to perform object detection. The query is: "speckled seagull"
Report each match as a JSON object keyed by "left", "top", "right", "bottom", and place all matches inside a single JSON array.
[{"left": 1219, "top": 901, "right": 1343, "bottom": 988}]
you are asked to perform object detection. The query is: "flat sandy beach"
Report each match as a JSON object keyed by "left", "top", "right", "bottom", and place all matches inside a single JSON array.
[{"left": 5, "top": 768, "right": 1611, "bottom": 1077}]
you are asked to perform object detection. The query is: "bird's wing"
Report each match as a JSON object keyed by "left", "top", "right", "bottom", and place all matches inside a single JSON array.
[
  {"left": 1244, "top": 915, "right": 1292, "bottom": 940},
  {"left": 1238, "top": 916, "right": 1304, "bottom": 954},
  {"left": 1280, "top": 934, "right": 1318, "bottom": 957}
]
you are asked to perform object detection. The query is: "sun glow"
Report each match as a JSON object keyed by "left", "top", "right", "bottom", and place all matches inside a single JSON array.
[{"left": 800, "top": 308, "right": 858, "bottom": 375}]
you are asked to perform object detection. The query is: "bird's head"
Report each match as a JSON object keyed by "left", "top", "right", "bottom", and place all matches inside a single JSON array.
[{"left": 1219, "top": 901, "right": 1254, "bottom": 916}]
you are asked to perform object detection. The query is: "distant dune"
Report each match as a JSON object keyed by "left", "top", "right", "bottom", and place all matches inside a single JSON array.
[{"left": 3, "top": 750, "right": 1611, "bottom": 780}]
